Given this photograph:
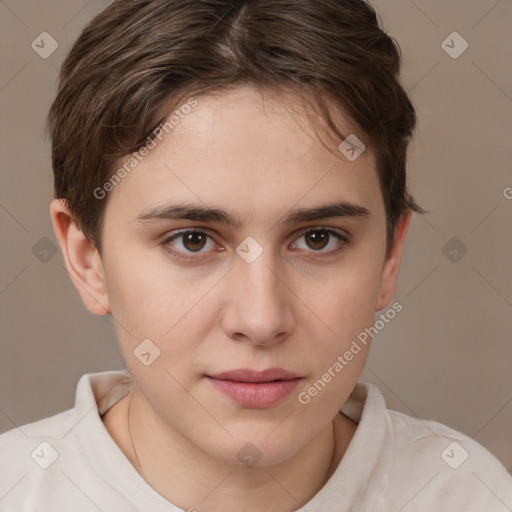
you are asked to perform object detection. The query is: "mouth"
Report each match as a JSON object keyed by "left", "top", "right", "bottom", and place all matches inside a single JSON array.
[{"left": 206, "top": 368, "right": 303, "bottom": 408}]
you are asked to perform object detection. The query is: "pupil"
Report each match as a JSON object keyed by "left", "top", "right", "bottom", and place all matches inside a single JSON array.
[
  {"left": 184, "top": 233, "right": 206, "bottom": 252},
  {"left": 306, "top": 230, "right": 328, "bottom": 250}
]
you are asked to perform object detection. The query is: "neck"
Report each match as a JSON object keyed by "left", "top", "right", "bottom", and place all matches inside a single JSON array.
[{"left": 107, "top": 386, "right": 356, "bottom": 512}]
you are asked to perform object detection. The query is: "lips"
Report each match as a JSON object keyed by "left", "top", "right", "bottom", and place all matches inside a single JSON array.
[
  {"left": 207, "top": 368, "right": 303, "bottom": 408},
  {"left": 209, "top": 368, "right": 300, "bottom": 383}
]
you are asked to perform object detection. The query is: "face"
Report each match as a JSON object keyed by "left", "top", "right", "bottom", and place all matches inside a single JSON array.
[{"left": 78, "top": 86, "right": 403, "bottom": 466}]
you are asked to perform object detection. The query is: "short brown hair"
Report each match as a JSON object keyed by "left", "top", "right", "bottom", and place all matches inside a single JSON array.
[{"left": 47, "top": 0, "right": 424, "bottom": 255}]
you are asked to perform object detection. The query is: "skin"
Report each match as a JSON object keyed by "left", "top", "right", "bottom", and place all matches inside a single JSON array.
[{"left": 50, "top": 85, "right": 411, "bottom": 511}]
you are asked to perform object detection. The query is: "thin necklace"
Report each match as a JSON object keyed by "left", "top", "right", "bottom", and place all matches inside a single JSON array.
[
  {"left": 325, "top": 419, "right": 337, "bottom": 480},
  {"left": 127, "top": 389, "right": 338, "bottom": 483},
  {"left": 127, "top": 389, "right": 143, "bottom": 476}
]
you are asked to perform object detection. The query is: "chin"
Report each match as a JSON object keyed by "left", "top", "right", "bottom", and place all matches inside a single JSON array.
[{"left": 200, "top": 432, "right": 301, "bottom": 469}]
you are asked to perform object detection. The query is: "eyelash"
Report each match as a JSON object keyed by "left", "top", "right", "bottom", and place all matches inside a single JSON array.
[{"left": 161, "top": 227, "right": 350, "bottom": 262}]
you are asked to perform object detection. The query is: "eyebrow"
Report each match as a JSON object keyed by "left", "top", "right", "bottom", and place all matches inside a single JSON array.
[{"left": 135, "top": 200, "right": 371, "bottom": 229}]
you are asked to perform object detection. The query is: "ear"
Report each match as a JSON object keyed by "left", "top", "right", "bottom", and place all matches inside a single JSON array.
[
  {"left": 375, "top": 209, "right": 411, "bottom": 311},
  {"left": 50, "top": 198, "right": 111, "bottom": 315}
]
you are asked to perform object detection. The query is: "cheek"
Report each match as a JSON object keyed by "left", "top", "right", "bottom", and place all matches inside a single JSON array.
[
  {"left": 294, "top": 276, "right": 378, "bottom": 423},
  {"left": 296, "top": 245, "right": 384, "bottom": 395},
  {"left": 310, "top": 251, "right": 383, "bottom": 336},
  {"left": 104, "top": 242, "right": 200, "bottom": 332},
  {"left": 102, "top": 249, "right": 210, "bottom": 377}
]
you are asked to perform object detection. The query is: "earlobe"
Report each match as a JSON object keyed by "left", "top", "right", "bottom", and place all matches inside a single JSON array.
[
  {"left": 375, "top": 209, "right": 412, "bottom": 312},
  {"left": 50, "top": 198, "right": 111, "bottom": 315}
]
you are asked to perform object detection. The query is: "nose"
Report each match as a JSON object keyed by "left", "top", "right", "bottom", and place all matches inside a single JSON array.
[{"left": 220, "top": 245, "right": 295, "bottom": 348}]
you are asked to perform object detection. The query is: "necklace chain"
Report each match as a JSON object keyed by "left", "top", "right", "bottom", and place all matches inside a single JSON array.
[
  {"left": 127, "top": 389, "right": 143, "bottom": 475},
  {"left": 127, "top": 389, "right": 338, "bottom": 481}
]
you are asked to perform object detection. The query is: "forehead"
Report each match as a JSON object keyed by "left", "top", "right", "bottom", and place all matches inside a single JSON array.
[{"left": 104, "top": 85, "right": 383, "bottom": 225}]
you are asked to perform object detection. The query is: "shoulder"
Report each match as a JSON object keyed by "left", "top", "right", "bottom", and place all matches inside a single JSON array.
[
  {"left": 0, "top": 369, "right": 131, "bottom": 468},
  {"left": 0, "top": 371, "right": 134, "bottom": 511},
  {"left": 379, "top": 392, "right": 512, "bottom": 511},
  {"left": 0, "top": 406, "right": 76, "bottom": 463},
  {"left": 0, "top": 407, "right": 78, "bottom": 507}
]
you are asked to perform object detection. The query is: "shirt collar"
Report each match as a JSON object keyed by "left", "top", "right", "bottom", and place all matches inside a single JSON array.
[{"left": 72, "top": 371, "right": 391, "bottom": 512}]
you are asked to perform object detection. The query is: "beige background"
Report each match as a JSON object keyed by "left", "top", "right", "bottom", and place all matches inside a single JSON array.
[{"left": 1, "top": 0, "right": 511, "bottom": 474}]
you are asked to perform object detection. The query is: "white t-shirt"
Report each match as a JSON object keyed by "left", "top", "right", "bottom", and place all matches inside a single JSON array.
[{"left": 1, "top": 370, "right": 511, "bottom": 511}]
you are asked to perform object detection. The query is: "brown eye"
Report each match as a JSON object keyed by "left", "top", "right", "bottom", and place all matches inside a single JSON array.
[
  {"left": 163, "top": 229, "right": 216, "bottom": 258},
  {"left": 291, "top": 227, "right": 348, "bottom": 255},
  {"left": 304, "top": 230, "right": 330, "bottom": 251},
  {"left": 182, "top": 232, "right": 207, "bottom": 252}
]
